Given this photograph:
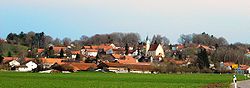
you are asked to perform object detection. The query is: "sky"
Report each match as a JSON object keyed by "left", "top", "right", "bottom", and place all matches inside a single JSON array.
[{"left": 0, "top": 0, "right": 250, "bottom": 44}]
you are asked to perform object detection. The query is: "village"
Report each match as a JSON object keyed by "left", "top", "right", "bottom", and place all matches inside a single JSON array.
[{"left": 1, "top": 33, "right": 250, "bottom": 75}]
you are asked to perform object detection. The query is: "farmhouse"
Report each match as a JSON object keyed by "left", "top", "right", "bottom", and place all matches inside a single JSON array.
[
  {"left": 66, "top": 62, "right": 97, "bottom": 71},
  {"left": 16, "top": 61, "right": 38, "bottom": 72}
]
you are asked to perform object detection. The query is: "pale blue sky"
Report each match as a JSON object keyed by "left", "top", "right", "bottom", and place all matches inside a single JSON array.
[{"left": 0, "top": 0, "right": 250, "bottom": 43}]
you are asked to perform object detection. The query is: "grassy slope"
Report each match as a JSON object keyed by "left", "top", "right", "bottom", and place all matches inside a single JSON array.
[
  {"left": 0, "top": 43, "right": 28, "bottom": 57},
  {"left": 0, "top": 71, "right": 246, "bottom": 88}
]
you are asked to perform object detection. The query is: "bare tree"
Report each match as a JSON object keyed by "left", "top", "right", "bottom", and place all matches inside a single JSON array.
[{"left": 62, "top": 37, "right": 71, "bottom": 46}]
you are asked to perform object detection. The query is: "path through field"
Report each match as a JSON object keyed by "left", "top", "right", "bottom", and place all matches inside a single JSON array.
[{"left": 231, "top": 80, "right": 250, "bottom": 88}]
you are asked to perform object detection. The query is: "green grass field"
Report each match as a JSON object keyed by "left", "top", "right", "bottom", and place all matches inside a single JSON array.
[{"left": 0, "top": 71, "right": 246, "bottom": 88}]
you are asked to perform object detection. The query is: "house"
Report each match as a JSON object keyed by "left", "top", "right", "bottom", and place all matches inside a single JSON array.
[
  {"left": 247, "top": 67, "right": 250, "bottom": 74},
  {"left": 98, "top": 62, "right": 155, "bottom": 74},
  {"left": 146, "top": 44, "right": 165, "bottom": 57},
  {"left": 9, "top": 60, "right": 20, "bottom": 68},
  {"left": 3, "top": 57, "right": 18, "bottom": 64},
  {"left": 41, "top": 58, "right": 65, "bottom": 68},
  {"left": 239, "top": 65, "right": 250, "bottom": 74},
  {"left": 64, "top": 62, "right": 97, "bottom": 72},
  {"left": 97, "top": 54, "right": 116, "bottom": 62},
  {"left": 112, "top": 54, "right": 137, "bottom": 64},
  {"left": 223, "top": 62, "right": 234, "bottom": 70},
  {"left": 85, "top": 49, "right": 98, "bottom": 57},
  {"left": 16, "top": 61, "right": 38, "bottom": 72},
  {"left": 126, "top": 63, "right": 155, "bottom": 74},
  {"left": 98, "top": 62, "right": 129, "bottom": 73},
  {"left": 71, "top": 51, "right": 81, "bottom": 59},
  {"left": 113, "top": 48, "right": 125, "bottom": 55},
  {"left": 81, "top": 44, "right": 114, "bottom": 56}
]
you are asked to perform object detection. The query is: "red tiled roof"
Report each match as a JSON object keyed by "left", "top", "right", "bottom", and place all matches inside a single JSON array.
[
  {"left": 41, "top": 58, "right": 65, "bottom": 64},
  {"left": 37, "top": 49, "right": 44, "bottom": 53},
  {"left": 24, "top": 58, "right": 35, "bottom": 62},
  {"left": 83, "top": 46, "right": 91, "bottom": 49},
  {"left": 240, "top": 65, "right": 249, "bottom": 70},
  {"left": 224, "top": 62, "right": 234, "bottom": 67},
  {"left": 3, "top": 57, "right": 18, "bottom": 61},
  {"left": 118, "top": 56, "right": 137, "bottom": 64},
  {"left": 53, "top": 47, "right": 67, "bottom": 53},
  {"left": 71, "top": 51, "right": 80, "bottom": 55},
  {"left": 148, "top": 44, "right": 158, "bottom": 51},
  {"left": 3, "top": 57, "right": 18, "bottom": 63},
  {"left": 91, "top": 46, "right": 99, "bottom": 49}
]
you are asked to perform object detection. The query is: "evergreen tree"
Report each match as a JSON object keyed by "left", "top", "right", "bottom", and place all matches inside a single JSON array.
[
  {"left": 197, "top": 47, "right": 209, "bottom": 69},
  {"left": 125, "top": 43, "right": 129, "bottom": 55},
  {"left": 75, "top": 53, "right": 81, "bottom": 61},
  {"left": 59, "top": 48, "right": 64, "bottom": 58},
  {"left": 0, "top": 55, "right": 4, "bottom": 64},
  {"left": 7, "top": 51, "right": 12, "bottom": 57}
]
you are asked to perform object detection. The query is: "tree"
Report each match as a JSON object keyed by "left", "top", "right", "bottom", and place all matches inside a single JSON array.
[
  {"left": 192, "top": 32, "right": 228, "bottom": 46},
  {"left": 52, "top": 38, "right": 62, "bottom": 46},
  {"left": 7, "top": 51, "right": 12, "bottom": 57},
  {"left": 46, "top": 46, "right": 55, "bottom": 58},
  {"left": 125, "top": 43, "right": 129, "bottom": 55},
  {"left": 59, "top": 49, "right": 64, "bottom": 58},
  {"left": 197, "top": 47, "right": 209, "bottom": 69},
  {"left": 62, "top": 37, "right": 71, "bottom": 46},
  {"left": 75, "top": 53, "right": 81, "bottom": 61},
  {"left": 44, "top": 36, "right": 53, "bottom": 48},
  {"left": 122, "top": 33, "right": 140, "bottom": 47},
  {"left": 178, "top": 34, "right": 193, "bottom": 44},
  {"left": 211, "top": 45, "right": 249, "bottom": 64},
  {"left": 0, "top": 55, "right": 4, "bottom": 64},
  {"left": 80, "top": 35, "right": 89, "bottom": 45},
  {"left": 151, "top": 35, "right": 170, "bottom": 46}
]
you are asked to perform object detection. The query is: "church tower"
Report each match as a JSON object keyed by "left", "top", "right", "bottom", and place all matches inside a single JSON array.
[{"left": 145, "top": 36, "right": 150, "bottom": 56}]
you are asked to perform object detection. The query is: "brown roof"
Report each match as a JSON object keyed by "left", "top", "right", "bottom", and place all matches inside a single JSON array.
[
  {"left": 65, "top": 62, "right": 97, "bottom": 71},
  {"left": 167, "top": 59, "right": 187, "bottom": 65},
  {"left": 112, "top": 54, "right": 123, "bottom": 59},
  {"left": 126, "top": 63, "right": 154, "bottom": 71},
  {"left": 104, "top": 62, "right": 127, "bottom": 67},
  {"left": 148, "top": 44, "right": 158, "bottom": 51}
]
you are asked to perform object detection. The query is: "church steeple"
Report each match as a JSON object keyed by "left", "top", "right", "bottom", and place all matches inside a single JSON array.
[
  {"left": 145, "top": 36, "right": 150, "bottom": 56},
  {"left": 146, "top": 36, "right": 149, "bottom": 41}
]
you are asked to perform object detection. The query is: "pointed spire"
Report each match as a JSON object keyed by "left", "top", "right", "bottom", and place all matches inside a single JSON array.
[{"left": 146, "top": 36, "right": 149, "bottom": 41}]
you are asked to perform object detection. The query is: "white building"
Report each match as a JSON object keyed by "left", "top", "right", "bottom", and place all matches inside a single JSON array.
[
  {"left": 247, "top": 67, "right": 250, "bottom": 74},
  {"left": 9, "top": 60, "right": 20, "bottom": 67},
  {"left": 17, "top": 61, "right": 38, "bottom": 72},
  {"left": 147, "top": 44, "right": 165, "bottom": 57}
]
